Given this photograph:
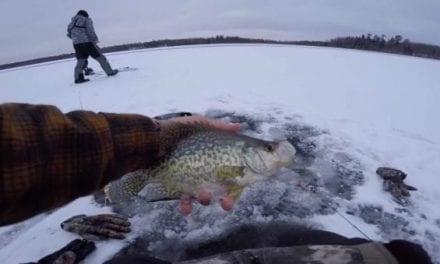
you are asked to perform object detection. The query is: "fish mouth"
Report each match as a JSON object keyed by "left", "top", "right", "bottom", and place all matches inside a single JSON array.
[{"left": 274, "top": 141, "right": 296, "bottom": 168}]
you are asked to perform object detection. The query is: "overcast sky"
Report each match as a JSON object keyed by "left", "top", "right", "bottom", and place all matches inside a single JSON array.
[{"left": 0, "top": 0, "right": 439, "bottom": 64}]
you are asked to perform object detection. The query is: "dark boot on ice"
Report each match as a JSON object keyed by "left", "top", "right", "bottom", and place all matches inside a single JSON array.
[
  {"left": 75, "top": 74, "right": 90, "bottom": 84},
  {"left": 107, "top": 69, "right": 118, "bottom": 77},
  {"left": 84, "top": 67, "right": 95, "bottom": 76}
]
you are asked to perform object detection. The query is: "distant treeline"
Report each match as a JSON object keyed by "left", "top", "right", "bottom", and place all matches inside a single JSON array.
[
  {"left": 1, "top": 35, "right": 440, "bottom": 70},
  {"left": 325, "top": 34, "right": 440, "bottom": 59}
]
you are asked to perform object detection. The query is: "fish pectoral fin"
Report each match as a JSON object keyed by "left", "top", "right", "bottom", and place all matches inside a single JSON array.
[
  {"left": 214, "top": 166, "right": 245, "bottom": 181},
  {"left": 225, "top": 185, "right": 245, "bottom": 200},
  {"left": 138, "top": 183, "right": 176, "bottom": 202},
  {"left": 218, "top": 185, "right": 244, "bottom": 211}
]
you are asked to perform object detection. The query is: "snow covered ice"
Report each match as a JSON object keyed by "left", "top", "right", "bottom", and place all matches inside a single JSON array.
[{"left": 1, "top": 44, "right": 440, "bottom": 263}]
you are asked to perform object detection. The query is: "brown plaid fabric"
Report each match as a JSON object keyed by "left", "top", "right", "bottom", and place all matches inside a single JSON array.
[{"left": 0, "top": 103, "right": 160, "bottom": 225}]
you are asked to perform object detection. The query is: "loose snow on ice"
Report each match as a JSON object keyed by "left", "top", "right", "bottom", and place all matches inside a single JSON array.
[{"left": 1, "top": 44, "right": 440, "bottom": 263}]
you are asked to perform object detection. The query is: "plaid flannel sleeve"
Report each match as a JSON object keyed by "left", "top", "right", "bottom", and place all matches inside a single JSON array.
[{"left": 0, "top": 103, "right": 160, "bottom": 225}]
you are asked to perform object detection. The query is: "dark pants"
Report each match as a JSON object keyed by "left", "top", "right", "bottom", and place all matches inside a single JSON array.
[
  {"left": 74, "top": 42, "right": 102, "bottom": 59},
  {"left": 73, "top": 42, "right": 113, "bottom": 80}
]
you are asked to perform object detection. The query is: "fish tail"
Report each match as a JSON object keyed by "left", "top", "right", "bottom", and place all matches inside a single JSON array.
[{"left": 104, "top": 170, "right": 149, "bottom": 203}]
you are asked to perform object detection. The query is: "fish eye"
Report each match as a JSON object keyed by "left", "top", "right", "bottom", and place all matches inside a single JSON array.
[{"left": 265, "top": 144, "right": 275, "bottom": 152}]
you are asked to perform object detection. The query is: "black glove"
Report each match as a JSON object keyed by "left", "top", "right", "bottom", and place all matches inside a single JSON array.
[
  {"left": 36, "top": 239, "right": 95, "bottom": 264},
  {"left": 61, "top": 214, "right": 131, "bottom": 240}
]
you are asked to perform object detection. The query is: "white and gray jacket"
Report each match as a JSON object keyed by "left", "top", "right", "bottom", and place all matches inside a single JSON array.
[{"left": 67, "top": 14, "right": 99, "bottom": 44}]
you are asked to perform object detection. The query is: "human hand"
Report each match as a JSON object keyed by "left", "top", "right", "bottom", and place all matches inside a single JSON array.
[
  {"left": 178, "top": 191, "right": 234, "bottom": 215},
  {"left": 61, "top": 214, "right": 131, "bottom": 240},
  {"left": 36, "top": 239, "right": 95, "bottom": 264}
]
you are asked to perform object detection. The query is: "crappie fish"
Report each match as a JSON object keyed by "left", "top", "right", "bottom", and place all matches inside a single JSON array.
[{"left": 104, "top": 128, "right": 296, "bottom": 205}]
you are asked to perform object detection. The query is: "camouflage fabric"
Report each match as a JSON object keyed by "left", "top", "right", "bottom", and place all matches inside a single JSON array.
[
  {"left": 61, "top": 214, "right": 131, "bottom": 240},
  {"left": 179, "top": 243, "right": 398, "bottom": 264},
  {"left": 376, "top": 167, "right": 417, "bottom": 205}
]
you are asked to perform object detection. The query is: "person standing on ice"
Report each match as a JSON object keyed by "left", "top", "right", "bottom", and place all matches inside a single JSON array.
[{"left": 67, "top": 10, "right": 118, "bottom": 84}]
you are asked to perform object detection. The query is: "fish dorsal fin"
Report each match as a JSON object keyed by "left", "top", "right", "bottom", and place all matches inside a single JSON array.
[
  {"left": 159, "top": 122, "right": 216, "bottom": 158},
  {"left": 214, "top": 166, "right": 245, "bottom": 181}
]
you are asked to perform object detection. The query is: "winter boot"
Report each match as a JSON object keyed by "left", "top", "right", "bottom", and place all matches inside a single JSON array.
[
  {"left": 84, "top": 67, "right": 95, "bottom": 76},
  {"left": 107, "top": 69, "right": 119, "bottom": 77},
  {"left": 75, "top": 74, "right": 90, "bottom": 84}
]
